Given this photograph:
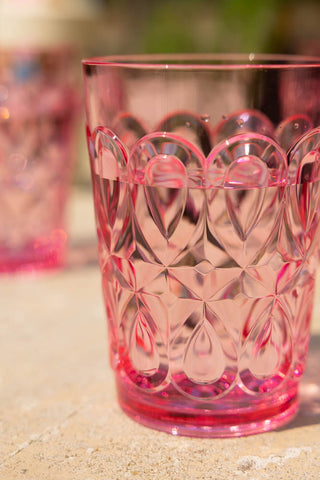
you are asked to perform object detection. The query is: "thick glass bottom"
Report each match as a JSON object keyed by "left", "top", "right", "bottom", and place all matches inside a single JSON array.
[
  {"left": 116, "top": 376, "right": 299, "bottom": 438},
  {"left": 0, "top": 239, "right": 66, "bottom": 273}
]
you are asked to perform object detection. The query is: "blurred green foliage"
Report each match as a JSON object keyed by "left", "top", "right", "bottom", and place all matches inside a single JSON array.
[
  {"left": 103, "top": 0, "right": 320, "bottom": 56},
  {"left": 143, "top": 0, "right": 281, "bottom": 53}
]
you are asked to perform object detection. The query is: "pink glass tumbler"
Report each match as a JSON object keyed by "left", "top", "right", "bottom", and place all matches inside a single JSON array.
[
  {"left": 0, "top": 49, "right": 77, "bottom": 273},
  {"left": 83, "top": 55, "right": 320, "bottom": 437}
]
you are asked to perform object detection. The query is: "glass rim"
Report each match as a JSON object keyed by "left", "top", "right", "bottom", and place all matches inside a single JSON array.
[{"left": 82, "top": 53, "right": 320, "bottom": 70}]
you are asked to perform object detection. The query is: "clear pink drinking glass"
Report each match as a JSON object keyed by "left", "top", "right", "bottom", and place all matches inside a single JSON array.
[
  {"left": 0, "top": 48, "right": 77, "bottom": 273},
  {"left": 83, "top": 54, "right": 320, "bottom": 437}
]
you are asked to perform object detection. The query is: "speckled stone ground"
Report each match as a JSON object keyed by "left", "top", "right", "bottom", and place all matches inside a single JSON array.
[{"left": 0, "top": 189, "right": 319, "bottom": 480}]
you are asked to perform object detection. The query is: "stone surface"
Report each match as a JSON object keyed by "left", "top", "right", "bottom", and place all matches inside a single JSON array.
[{"left": 0, "top": 188, "right": 319, "bottom": 480}]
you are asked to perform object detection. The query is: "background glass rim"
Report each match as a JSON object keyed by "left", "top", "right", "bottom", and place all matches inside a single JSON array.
[{"left": 82, "top": 53, "right": 320, "bottom": 70}]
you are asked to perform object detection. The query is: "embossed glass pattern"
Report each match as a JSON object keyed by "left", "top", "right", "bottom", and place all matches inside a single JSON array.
[{"left": 83, "top": 55, "right": 320, "bottom": 437}]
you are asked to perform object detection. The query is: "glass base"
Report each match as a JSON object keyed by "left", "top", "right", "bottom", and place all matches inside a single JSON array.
[
  {"left": 0, "top": 240, "right": 66, "bottom": 274},
  {"left": 116, "top": 376, "right": 299, "bottom": 438}
]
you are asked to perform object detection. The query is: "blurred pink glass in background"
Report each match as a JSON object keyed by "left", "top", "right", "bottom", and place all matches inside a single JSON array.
[
  {"left": 0, "top": 0, "right": 96, "bottom": 273},
  {"left": 0, "top": 48, "right": 77, "bottom": 272}
]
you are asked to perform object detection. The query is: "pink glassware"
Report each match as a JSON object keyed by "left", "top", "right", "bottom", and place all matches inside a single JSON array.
[
  {"left": 83, "top": 54, "right": 320, "bottom": 437},
  {"left": 0, "top": 48, "right": 77, "bottom": 273}
]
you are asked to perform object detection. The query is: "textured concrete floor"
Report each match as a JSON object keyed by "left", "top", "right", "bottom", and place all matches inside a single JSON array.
[{"left": 0, "top": 189, "right": 319, "bottom": 480}]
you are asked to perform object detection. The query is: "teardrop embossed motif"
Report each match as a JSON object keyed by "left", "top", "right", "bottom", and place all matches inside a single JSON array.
[
  {"left": 130, "top": 134, "right": 205, "bottom": 265},
  {"left": 296, "top": 153, "right": 320, "bottom": 233},
  {"left": 275, "top": 114, "right": 313, "bottom": 152},
  {"left": 156, "top": 111, "right": 212, "bottom": 155},
  {"left": 130, "top": 132, "right": 206, "bottom": 187},
  {"left": 224, "top": 156, "right": 269, "bottom": 242},
  {"left": 214, "top": 109, "right": 275, "bottom": 145},
  {"left": 170, "top": 305, "right": 237, "bottom": 400},
  {"left": 184, "top": 318, "right": 225, "bottom": 384},
  {"left": 286, "top": 128, "right": 320, "bottom": 255},
  {"left": 91, "top": 127, "right": 133, "bottom": 255},
  {"left": 112, "top": 113, "right": 148, "bottom": 149},
  {"left": 126, "top": 302, "right": 169, "bottom": 390},
  {"left": 144, "top": 154, "right": 188, "bottom": 239},
  {"left": 130, "top": 309, "right": 159, "bottom": 375},
  {"left": 240, "top": 299, "right": 293, "bottom": 393},
  {"left": 206, "top": 134, "right": 286, "bottom": 266}
]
